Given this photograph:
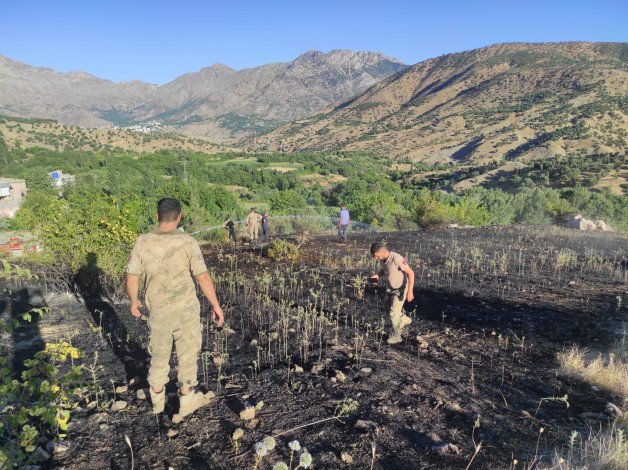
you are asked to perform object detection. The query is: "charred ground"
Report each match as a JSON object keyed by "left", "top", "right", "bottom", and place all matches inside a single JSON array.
[{"left": 3, "top": 226, "right": 627, "bottom": 469}]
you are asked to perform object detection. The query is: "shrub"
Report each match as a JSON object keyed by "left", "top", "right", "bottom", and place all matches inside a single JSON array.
[{"left": 267, "top": 239, "right": 300, "bottom": 262}]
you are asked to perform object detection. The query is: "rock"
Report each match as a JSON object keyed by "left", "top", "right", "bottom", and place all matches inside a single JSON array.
[
  {"left": 47, "top": 442, "right": 69, "bottom": 454},
  {"left": 355, "top": 420, "right": 377, "bottom": 432},
  {"left": 128, "top": 377, "right": 137, "bottom": 386},
  {"left": 341, "top": 452, "right": 353, "bottom": 464},
  {"left": 99, "top": 424, "right": 110, "bottom": 431},
  {"left": 167, "top": 429, "right": 179, "bottom": 438},
  {"left": 433, "top": 443, "right": 460, "bottom": 456},
  {"left": 311, "top": 363, "right": 325, "bottom": 374},
  {"left": 568, "top": 281, "right": 576, "bottom": 286},
  {"left": 115, "top": 385, "right": 128, "bottom": 394},
  {"left": 594, "top": 220, "right": 613, "bottom": 231},
  {"left": 111, "top": 400, "right": 128, "bottom": 412},
  {"left": 91, "top": 412, "right": 109, "bottom": 424},
  {"left": 591, "top": 385, "right": 600, "bottom": 392},
  {"left": 294, "top": 365, "right": 304, "bottom": 373},
  {"left": 240, "top": 406, "right": 256, "bottom": 421},
  {"left": 565, "top": 215, "right": 598, "bottom": 231},
  {"left": 335, "top": 370, "right": 347, "bottom": 382},
  {"left": 360, "top": 367, "right": 372, "bottom": 374},
  {"left": 604, "top": 403, "right": 623, "bottom": 418},
  {"left": 250, "top": 339, "right": 258, "bottom": 347},
  {"left": 232, "top": 428, "right": 245, "bottom": 441},
  {"left": 136, "top": 389, "right": 147, "bottom": 400},
  {"left": 213, "top": 356, "right": 225, "bottom": 366}
]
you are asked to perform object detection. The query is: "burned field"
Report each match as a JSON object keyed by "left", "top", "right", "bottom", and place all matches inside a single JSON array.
[{"left": 3, "top": 226, "right": 627, "bottom": 469}]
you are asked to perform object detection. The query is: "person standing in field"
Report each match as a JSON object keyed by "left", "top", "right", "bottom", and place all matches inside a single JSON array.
[
  {"left": 222, "top": 216, "right": 237, "bottom": 243},
  {"left": 338, "top": 204, "right": 350, "bottom": 242},
  {"left": 126, "top": 198, "right": 225, "bottom": 418},
  {"left": 246, "top": 207, "right": 262, "bottom": 241},
  {"left": 261, "top": 211, "right": 270, "bottom": 239},
  {"left": 369, "top": 242, "right": 415, "bottom": 344}
]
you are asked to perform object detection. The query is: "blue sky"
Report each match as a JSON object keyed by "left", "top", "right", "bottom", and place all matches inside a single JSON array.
[{"left": 2, "top": 0, "right": 626, "bottom": 84}]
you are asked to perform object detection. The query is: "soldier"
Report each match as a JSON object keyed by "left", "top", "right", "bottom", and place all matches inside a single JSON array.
[
  {"left": 222, "top": 216, "right": 237, "bottom": 243},
  {"left": 369, "top": 242, "right": 415, "bottom": 344},
  {"left": 338, "top": 204, "right": 350, "bottom": 242},
  {"left": 245, "top": 207, "right": 262, "bottom": 241},
  {"left": 126, "top": 198, "right": 224, "bottom": 417}
]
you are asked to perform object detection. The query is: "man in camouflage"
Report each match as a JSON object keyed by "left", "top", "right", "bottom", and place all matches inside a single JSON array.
[
  {"left": 126, "top": 198, "right": 224, "bottom": 417},
  {"left": 369, "top": 242, "right": 415, "bottom": 344},
  {"left": 245, "top": 207, "right": 262, "bottom": 241}
]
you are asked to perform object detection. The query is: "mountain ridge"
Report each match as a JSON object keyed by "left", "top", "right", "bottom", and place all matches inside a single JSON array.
[
  {"left": 0, "top": 50, "right": 407, "bottom": 141},
  {"left": 246, "top": 42, "right": 627, "bottom": 168}
]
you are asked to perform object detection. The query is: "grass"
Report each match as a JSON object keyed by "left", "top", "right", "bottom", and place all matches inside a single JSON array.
[
  {"left": 557, "top": 344, "right": 628, "bottom": 398},
  {"left": 545, "top": 421, "right": 628, "bottom": 470}
]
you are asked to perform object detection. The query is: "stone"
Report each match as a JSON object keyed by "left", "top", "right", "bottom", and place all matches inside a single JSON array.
[
  {"left": 335, "top": 370, "right": 347, "bottom": 382},
  {"left": 111, "top": 400, "right": 128, "bottom": 412},
  {"left": 432, "top": 443, "right": 461, "bottom": 456},
  {"left": 136, "top": 389, "right": 147, "bottom": 400},
  {"left": 91, "top": 412, "right": 108, "bottom": 424},
  {"left": 311, "top": 363, "right": 325, "bottom": 374},
  {"left": 355, "top": 420, "right": 377, "bottom": 431},
  {"left": 294, "top": 365, "right": 304, "bottom": 373},
  {"left": 604, "top": 402, "right": 623, "bottom": 418},
  {"left": 232, "top": 428, "right": 245, "bottom": 441},
  {"left": 240, "top": 407, "right": 256, "bottom": 421},
  {"left": 341, "top": 452, "right": 353, "bottom": 464},
  {"left": 49, "top": 442, "right": 69, "bottom": 454},
  {"left": 115, "top": 385, "right": 128, "bottom": 394},
  {"left": 167, "top": 429, "right": 179, "bottom": 438},
  {"left": 213, "top": 356, "right": 225, "bottom": 366}
]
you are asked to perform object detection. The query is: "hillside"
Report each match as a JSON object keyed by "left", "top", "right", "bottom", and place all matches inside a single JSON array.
[
  {"left": 0, "top": 51, "right": 406, "bottom": 142},
  {"left": 247, "top": 42, "right": 628, "bottom": 169},
  {"left": 0, "top": 115, "right": 236, "bottom": 154}
]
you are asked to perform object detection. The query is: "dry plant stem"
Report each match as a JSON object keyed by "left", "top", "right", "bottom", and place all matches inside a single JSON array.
[
  {"left": 273, "top": 416, "right": 342, "bottom": 437},
  {"left": 465, "top": 442, "right": 482, "bottom": 470},
  {"left": 370, "top": 441, "right": 377, "bottom": 470},
  {"left": 124, "top": 434, "right": 134, "bottom": 470}
]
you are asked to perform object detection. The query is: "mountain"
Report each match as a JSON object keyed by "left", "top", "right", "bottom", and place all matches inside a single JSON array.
[
  {"left": 247, "top": 42, "right": 628, "bottom": 166},
  {"left": 0, "top": 51, "right": 406, "bottom": 142}
]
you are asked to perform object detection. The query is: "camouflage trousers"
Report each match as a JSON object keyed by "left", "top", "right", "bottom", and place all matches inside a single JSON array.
[
  {"left": 248, "top": 224, "right": 259, "bottom": 240},
  {"left": 147, "top": 302, "right": 202, "bottom": 390},
  {"left": 384, "top": 283, "right": 411, "bottom": 335}
]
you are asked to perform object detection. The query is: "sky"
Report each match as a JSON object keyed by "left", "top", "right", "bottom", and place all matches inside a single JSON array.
[{"left": 1, "top": 0, "right": 626, "bottom": 85}]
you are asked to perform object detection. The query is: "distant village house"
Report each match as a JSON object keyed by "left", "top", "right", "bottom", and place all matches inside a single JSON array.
[
  {"left": 49, "top": 169, "right": 76, "bottom": 187},
  {"left": 0, "top": 177, "right": 27, "bottom": 218}
]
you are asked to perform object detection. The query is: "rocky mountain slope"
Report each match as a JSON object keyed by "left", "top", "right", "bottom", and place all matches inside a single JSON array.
[
  {"left": 0, "top": 51, "right": 406, "bottom": 142},
  {"left": 247, "top": 42, "right": 628, "bottom": 165}
]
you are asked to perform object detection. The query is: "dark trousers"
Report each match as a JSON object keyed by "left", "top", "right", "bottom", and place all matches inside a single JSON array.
[
  {"left": 338, "top": 224, "right": 348, "bottom": 241},
  {"left": 262, "top": 223, "right": 268, "bottom": 238}
]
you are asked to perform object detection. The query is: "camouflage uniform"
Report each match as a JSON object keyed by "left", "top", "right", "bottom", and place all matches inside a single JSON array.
[
  {"left": 246, "top": 211, "right": 262, "bottom": 240},
  {"left": 380, "top": 251, "right": 413, "bottom": 341},
  {"left": 127, "top": 230, "right": 207, "bottom": 391}
]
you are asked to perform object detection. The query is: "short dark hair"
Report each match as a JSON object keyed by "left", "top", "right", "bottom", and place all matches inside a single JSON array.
[
  {"left": 157, "top": 198, "right": 181, "bottom": 222},
  {"left": 370, "top": 242, "right": 387, "bottom": 255}
]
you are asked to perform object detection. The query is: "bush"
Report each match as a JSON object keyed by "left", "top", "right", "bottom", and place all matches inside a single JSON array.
[{"left": 267, "top": 239, "right": 300, "bottom": 262}]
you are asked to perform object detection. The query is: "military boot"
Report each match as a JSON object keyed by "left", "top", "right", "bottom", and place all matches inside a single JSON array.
[
  {"left": 150, "top": 388, "right": 166, "bottom": 414},
  {"left": 178, "top": 390, "right": 212, "bottom": 418},
  {"left": 387, "top": 332, "right": 403, "bottom": 344}
]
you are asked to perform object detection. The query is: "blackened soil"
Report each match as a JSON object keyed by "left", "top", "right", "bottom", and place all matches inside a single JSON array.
[{"left": 4, "top": 226, "right": 627, "bottom": 469}]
